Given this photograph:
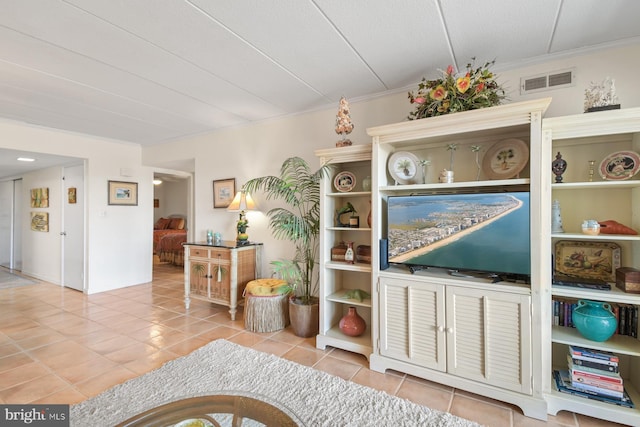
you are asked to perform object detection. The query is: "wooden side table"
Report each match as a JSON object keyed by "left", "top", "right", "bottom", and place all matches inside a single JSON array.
[{"left": 183, "top": 241, "right": 262, "bottom": 320}]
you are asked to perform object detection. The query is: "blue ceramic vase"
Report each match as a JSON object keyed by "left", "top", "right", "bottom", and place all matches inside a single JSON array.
[{"left": 572, "top": 300, "right": 617, "bottom": 342}]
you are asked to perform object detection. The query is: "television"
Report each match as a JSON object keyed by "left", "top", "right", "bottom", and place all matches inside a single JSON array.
[{"left": 386, "top": 191, "right": 531, "bottom": 282}]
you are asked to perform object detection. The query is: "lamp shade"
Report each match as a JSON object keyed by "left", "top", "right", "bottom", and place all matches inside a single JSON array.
[{"left": 227, "top": 191, "right": 258, "bottom": 212}]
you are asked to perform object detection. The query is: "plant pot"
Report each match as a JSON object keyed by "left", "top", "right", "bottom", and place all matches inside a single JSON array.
[{"left": 288, "top": 296, "right": 319, "bottom": 338}]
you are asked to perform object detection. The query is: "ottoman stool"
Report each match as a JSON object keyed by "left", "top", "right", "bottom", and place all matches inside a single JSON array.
[{"left": 244, "top": 279, "right": 291, "bottom": 333}]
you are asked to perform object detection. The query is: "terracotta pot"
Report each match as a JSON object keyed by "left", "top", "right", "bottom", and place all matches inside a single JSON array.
[
  {"left": 339, "top": 306, "right": 366, "bottom": 337},
  {"left": 289, "top": 297, "right": 319, "bottom": 338}
]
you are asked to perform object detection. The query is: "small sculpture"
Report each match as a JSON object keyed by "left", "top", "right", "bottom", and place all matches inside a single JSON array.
[
  {"left": 584, "top": 77, "right": 620, "bottom": 112},
  {"left": 335, "top": 202, "right": 357, "bottom": 227},
  {"left": 552, "top": 152, "right": 567, "bottom": 183},
  {"left": 471, "top": 145, "right": 482, "bottom": 180},
  {"left": 552, "top": 200, "right": 564, "bottom": 233},
  {"left": 335, "top": 96, "right": 354, "bottom": 147}
]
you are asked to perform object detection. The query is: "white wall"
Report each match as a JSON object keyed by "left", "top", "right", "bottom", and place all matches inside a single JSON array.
[
  {"left": 143, "top": 44, "right": 640, "bottom": 276},
  {"left": 154, "top": 179, "right": 189, "bottom": 223},
  {"left": 0, "top": 122, "right": 153, "bottom": 293}
]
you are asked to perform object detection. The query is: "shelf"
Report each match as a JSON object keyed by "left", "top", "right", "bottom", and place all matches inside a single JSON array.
[
  {"left": 327, "top": 191, "right": 371, "bottom": 197},
  {"left": 321, "top": 325, "right": 372, "bottom": 348},
  {"left": 551, "top": 284, "right": 640, "bottom": 305},
  {"left": 551, "top": 326, "right": 640, "bottom": 357},
  {"left": 326, "top": 289, "right": 372, "bottom": 308},
  {"left": 380, "top": 178, "right": 529, "bottom": 192},
  {"left": 551, "top": 233, "right": 640, "bottom": 241},
  {"left": 325, "top": 261, "right": 372, "bottom": 273},
  {"left": 326, "top": 227, "right": 371, "bottom": 232},
  {"left": 548, "top": 376, "right": 639, "bottom": 425},
  {"left": 552, "top": 180, "right": 640, "bottom": 190}
]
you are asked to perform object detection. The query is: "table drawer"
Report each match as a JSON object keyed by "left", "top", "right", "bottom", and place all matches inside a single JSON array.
[
  {"left": 189, "top": 247, "right": 209, "bottom": 258},
  {"left": 210, "top": 249, "right": 231, "bottom": 261}
]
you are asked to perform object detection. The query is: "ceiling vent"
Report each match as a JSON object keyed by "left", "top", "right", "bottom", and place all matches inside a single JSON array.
[{"left": 520, "top": 68, "right": 575, "bottom": 94}]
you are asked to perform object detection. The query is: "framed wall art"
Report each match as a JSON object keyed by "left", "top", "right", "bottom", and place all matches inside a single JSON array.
[
  {"left": 554, "top": 240, "right": 621, "bottom": 282},
  {"left": 68, "top": 187, "right": 77, "bottom": 204},
  {"left": 213, "top": 178, "right": 235, "bottom": 208},
  {"left": 30, "top": 187, "right": 49, "bottom": 208},
  {"left": 31, "top": 212, "right": 49, "bottom": 232},
  {"left": 108, "top": 180, "right": 138, "bottom": 206}
]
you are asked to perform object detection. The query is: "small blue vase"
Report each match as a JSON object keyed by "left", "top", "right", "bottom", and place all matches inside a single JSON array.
[{"left": 572, "top": 300, "right": 617, "bottom": 342}]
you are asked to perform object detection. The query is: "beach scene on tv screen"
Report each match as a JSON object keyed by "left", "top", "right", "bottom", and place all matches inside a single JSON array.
[{"left": 388, "top": 192, "right": 530, "bottom": 276}]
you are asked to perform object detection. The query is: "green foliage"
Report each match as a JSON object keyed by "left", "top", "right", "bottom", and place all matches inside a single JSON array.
[{"left": 243, "top": 157, "right": 330, "bottom": 304}]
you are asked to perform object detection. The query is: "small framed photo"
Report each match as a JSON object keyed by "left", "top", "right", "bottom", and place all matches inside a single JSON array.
[
  {"left": 213, "top": 178, "right": 236, "bottom": 208},
  {"left": 31, "top": 212, "right": 49, "bottom": 232},
  {"left": 108, "top": 180, "right": 138, "bottom": 206}
]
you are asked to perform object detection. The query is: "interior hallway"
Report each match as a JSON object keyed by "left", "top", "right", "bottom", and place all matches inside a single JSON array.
[{"left": 0, "top": 263, "right": 624, "bottom": 427}]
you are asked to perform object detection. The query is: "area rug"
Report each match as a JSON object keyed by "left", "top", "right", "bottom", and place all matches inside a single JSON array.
[
  {"left": 0, "top": 269, "right": 37, "bottom": 290},
  {"left": 71, "top": 339, "right": 479, "bottom": 426}
]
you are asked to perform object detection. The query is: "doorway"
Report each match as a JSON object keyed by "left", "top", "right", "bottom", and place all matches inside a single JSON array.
[{"left": 0, "top": 179, "right": 22, "bottom": 270}]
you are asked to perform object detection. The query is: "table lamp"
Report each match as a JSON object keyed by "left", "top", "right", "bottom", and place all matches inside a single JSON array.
[{"left": 227, "top": 190, "right": 258, "bottom": 244}]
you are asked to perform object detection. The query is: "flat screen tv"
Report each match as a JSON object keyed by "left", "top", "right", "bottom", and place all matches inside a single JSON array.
[{"left": 387, "top": 191, "right": 531, "bottom": 282}]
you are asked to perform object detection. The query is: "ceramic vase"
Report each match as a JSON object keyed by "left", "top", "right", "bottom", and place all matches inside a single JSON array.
[
  {"left": 572, "top": 300, "right": 617, "bottom": 342},
  {"left": 339, "top": 307, "right": 366, "bottom": 337}
]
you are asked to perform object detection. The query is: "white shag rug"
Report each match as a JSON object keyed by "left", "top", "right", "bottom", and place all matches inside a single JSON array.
[{"left": 71, "top": 339, "right": 479, "bottom": 427}]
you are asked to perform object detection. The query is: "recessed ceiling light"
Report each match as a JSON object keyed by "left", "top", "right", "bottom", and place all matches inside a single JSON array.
[
  {"left": 17, "top": 157, "right": 36, "bottom": 162},
  {"left": 153, "top": 179, "right": 163, "bottom": 185}
]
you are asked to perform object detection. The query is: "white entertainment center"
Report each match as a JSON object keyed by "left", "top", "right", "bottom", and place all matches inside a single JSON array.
[{"left": 315, "top": 99, "right": 640, "bottom": 424}]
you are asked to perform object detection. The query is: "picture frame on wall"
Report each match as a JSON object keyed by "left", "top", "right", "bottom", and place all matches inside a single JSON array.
[
  {"left": 108, "top": 180, "right": 138, "bottom": 206},
  {"left": 213, "top": 178, "right": 236, "bottom": 208},
  {"left": 30, "top": 212, "right": 49, "bottom": 232},
  {"left": 30, "top": 187, "right": 49, "bottom": 208}
]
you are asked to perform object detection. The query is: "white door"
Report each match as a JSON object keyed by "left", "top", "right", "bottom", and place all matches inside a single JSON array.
[
  {"left": 0, "top": 180, "right": 12, "bottom": 268},
  {"left": 62, "top": 164, "right": 84, "bottom": 291}
]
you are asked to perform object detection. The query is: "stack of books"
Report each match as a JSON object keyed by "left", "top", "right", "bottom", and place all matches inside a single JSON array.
[{"left": 553, "top": 345, "right": 634, "bottom": 408}]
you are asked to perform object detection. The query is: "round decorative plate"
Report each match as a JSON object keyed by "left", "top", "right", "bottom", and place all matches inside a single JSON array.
[
  {"left": 334, "top": 171, "right": 356, "bottom": 192},
  {"left": 388, "top": 151, "right": 421, "bottom": 185},
  {"left": 599, "top": 150, "right": 640, "bottom": 180},
  {"left": 482, "top": 138, "right": 529, "bottom": 180}
]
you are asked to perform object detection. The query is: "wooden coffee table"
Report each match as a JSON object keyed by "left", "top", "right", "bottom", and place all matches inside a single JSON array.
[{"left": 117, "top": 393, "right": 301, "bottom": 426}]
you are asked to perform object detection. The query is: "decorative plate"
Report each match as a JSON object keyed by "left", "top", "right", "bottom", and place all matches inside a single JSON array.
[
  {"left": 599, "top": 150, "right": 640, "bottom": 180},
  {"left": 388, "top": 151, "right": 421, "bottom": 185},
  {"left": 334, "top": 171, "right": 356, "bottom": 192},
  {"left": 554, "top": 240, "right": 621, "bottom": 282},
  {"left": 482, "top": 138, "right": 529, "bottom": 180}
]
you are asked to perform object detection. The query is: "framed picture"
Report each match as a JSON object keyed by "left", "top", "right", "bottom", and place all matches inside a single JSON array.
[
  {"left": 213, "top": 178, "right": 236, "bottom": 208},
  {"left": 554, "top": 240, "right": 621, "bottom": 282},
  {"left": 31, "top": 212, "right": 49, "bottom": 232},
  {"left": 68, "top": 187, "right": 77, "bottom": 204},
  {"left": 108, "top": 180, "right": 138, "bottom": 206},
  {"left": 30, "top": 187, "right": 49, "bottom": 208}
]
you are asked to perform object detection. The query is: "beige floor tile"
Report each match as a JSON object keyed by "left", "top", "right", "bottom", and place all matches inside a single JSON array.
[
  {"left": 123, "top": 349, "right": 177, "bottom": 375},
  {"left": 314, "top": 355, "right": 361, "bottom": 380},
  {"left": 0, "top": 352, "right": 37, "bottom": 373},
  {"left": 164, "top": 336, "right": 209, "bottom": 356},
  {"left": 350, "top": 367, "right": 404, "bottom": 395},
  {"left": 103, "top": 341, "right": 159, "bottom": 364},
  {"left": 0, "top": 361, "right": 50, "bottom": 390},
  {"left": 281, "top": 345, "right": 328, "bottom": 367},
  {"left": 55, "top": 356, "right": 119, "bottom": 384},
  {"left": 450, "top": 394, "right": 512, "bottom": 427},
  {"left": 0, "top": 373, "right": 70, "bottom": 403},
  {"left": 33, "top": 387, "right": 87, "bottom": 405},
  {"left": 396, "top": 377, "right": 454, "bottom": 413},
  {"left": 250, "top": 339, "right": 295, "bottom": 357},
  {"left": 575, "top": 414, "right": 629, "bottom": 426},
  {"left": 74, "top": 366, "right": 137, "bottom": 398}
]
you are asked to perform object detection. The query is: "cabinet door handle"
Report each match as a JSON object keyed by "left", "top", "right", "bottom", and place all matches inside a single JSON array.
[
  {"left": 447, "top": 327, "right": 454, "bottom": 334},
  {"left": 437, "top": 326, "right": 445, "bottom": 332}
]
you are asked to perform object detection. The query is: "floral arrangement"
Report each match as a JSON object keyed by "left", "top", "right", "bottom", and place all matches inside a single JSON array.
[{"left": 407, "top": 58, "right": 506, "bottom": 120}]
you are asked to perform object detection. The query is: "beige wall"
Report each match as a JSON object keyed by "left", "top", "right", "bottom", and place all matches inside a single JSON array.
[
  {"left": 1, "top": 43, "right": 638, "bottom": 292},
  {"left": 143, "top": 44, "right": 640, "bottom": 276}
]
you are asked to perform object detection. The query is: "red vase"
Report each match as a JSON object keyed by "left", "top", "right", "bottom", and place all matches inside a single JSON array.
[{"left": 339, "top": 307, "right": 366, "bottom": 337}]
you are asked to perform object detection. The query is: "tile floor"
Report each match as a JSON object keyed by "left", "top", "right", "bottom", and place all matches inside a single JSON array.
[{"left": 0, "top": 263, "right": 627, "bottom": 427}]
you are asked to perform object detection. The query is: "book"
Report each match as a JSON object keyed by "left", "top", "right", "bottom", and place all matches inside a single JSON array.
[
  {"left": 567, "top": 355, "right": 620, "bottom": 378},
  {"left": 571, "top": 372, "right": 624, "bottom": 392},
  {"left": 571, "top": 356, "right": 619, "bottom": 373},
  {"left": 569, "top": 345, "right": 619, "bottom": 363},
  {"left": 571, "top": 379, "right": 624, "bottom": 398},
  {"left": 553, "top": 370, "right": 634, "bottom": 408}
]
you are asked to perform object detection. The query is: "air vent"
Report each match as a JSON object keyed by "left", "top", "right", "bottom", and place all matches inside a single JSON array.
[{"left": 520, "top": 68, "right": 575, "bottom": 94}]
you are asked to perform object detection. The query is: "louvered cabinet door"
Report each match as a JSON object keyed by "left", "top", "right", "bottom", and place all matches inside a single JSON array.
[
  {"left": 379, "top": 277, "right": 446, "bottom": 371},
  {"left": 445, "top": 286, "right": 532, "bottom": 394}
]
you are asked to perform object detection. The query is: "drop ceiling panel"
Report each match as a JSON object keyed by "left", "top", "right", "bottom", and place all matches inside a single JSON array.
[
  {"left": 0, "top": 62, "right": 213, "bottom": 135},
  {"left": 191, "top": 0, "right": 387, "bottom": 99},
  {"left": 551, "top": 0, "right": 640, "bottom": 52},
  {"left": 442, "top": 0, "right": 561, "bottom": 68},
  {"left": 315, "top": 0, "right": 453, "bottom": 88},
  {"left": 0, "top": 1, "right": 284, "bottom": 122},
  {"left": 66, "top": 0, "right": 325, "bottom": 112}
]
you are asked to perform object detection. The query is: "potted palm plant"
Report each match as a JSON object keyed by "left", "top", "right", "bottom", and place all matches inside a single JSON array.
[{"left": 243, "top": 157, "right": 330, "bottom": 337}]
